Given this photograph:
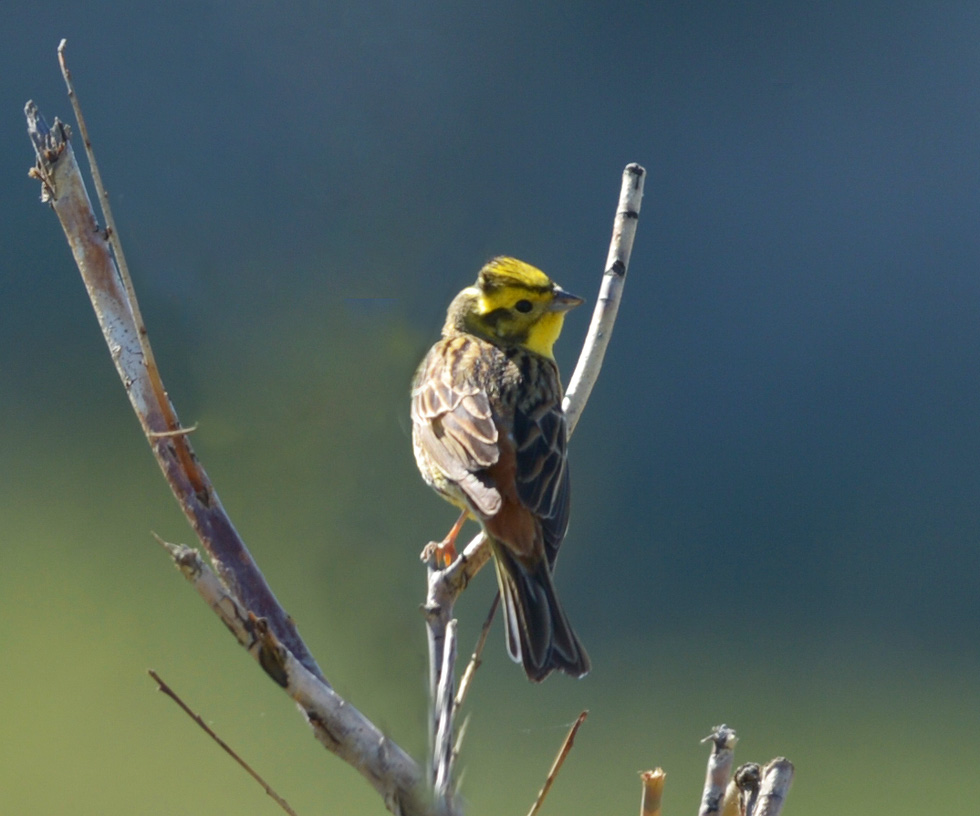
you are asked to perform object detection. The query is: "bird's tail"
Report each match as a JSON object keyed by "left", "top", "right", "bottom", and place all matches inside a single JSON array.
[{"left": 491, "top": 540, "right": 590, "bottom": 682}]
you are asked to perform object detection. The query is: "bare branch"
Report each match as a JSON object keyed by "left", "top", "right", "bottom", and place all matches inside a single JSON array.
[
  {"left": 432, "top": 621, "right": 459, "bottom": 813},
  {"left": 154, "top": 536, "right": 430, "bottom": 814},
  {"left": 24, "top": 100, "right": 321, "bottom": 681},
  {"left": 526, "top": 711, "right": 588, "bottom": 816},
  {"left": 148, "top": 669, "right": 299, "bottom": 816},
  {"left": 699, "top": 724, "right": 738, "bottom": 816},
  {"left": 563, "top": 162, "right": 646, "bottom": 434},
  {"left": 57, "top": 40, "right": 216, "bottom": 520},
  {"left": 26, "top": 88, "right": 430, "bottom": 815},
  {"left": 754, "top": 759, "right": 794, "bottom": 816},
  {"left": 638, "top": 768, "right": 666, "bottom": 816}
]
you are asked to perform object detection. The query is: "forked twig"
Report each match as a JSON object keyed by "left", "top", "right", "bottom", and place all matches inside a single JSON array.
[
  {"left": 423, "top": 164, "right": 646, "bottom": 795},
  {"left": 526, "top": 710, "right": 589, "bottom": 816},
  {"left": 23, "top": 94, "right": 320, "bottom": 680},
  {"left": 148, "top": 670, "right": 299, "bottom": 816},
  {"left": 453, "top": 593, "right": 500, "bottom": 715}
]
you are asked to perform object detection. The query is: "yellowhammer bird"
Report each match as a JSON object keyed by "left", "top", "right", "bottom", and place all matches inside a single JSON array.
[{"left": 411, "top": 256, "right": 590, "bottom": 682}]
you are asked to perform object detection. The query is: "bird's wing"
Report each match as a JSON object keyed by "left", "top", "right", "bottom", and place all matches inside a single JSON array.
[
  {"left": 411, "top": 337, "right": 502, "bottom": 516},
  {"left": 510, "top": 357, "right": 571, "bottom": 565}
]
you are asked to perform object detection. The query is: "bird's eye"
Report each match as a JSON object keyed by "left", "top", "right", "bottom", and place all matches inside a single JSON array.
[{"left": 514, "top": 299, "right": 533, "bottom": 313}]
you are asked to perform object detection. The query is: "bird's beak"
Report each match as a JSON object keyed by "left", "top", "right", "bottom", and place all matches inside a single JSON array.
[{"left": 549, "top": 287, "right": 585, "bottom": 313}]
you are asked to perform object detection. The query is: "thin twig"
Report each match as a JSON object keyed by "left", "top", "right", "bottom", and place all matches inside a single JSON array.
[
  {"left": 148, "top": 423, "right": 199, "bottom": 438},
  {"left": 148, "top": 669, "right": 299, "bottom": 816},
  {"left": 639, "top": 768, "right": 666, "bottom": 816},
  {"left": 699, "top": 724, "right": 738, "bottom": 816},
  {"left": 57, "top": 39, "right": 134, "bottom": 326},
  {"left": 453, "top": 593, "right": 499, "bottom": 715},
  {"left": 449, "top": 713, "right": 471, "bottom": 778},
  {"left": 526, "top": 710, "right": 588, "bottom": 816}
]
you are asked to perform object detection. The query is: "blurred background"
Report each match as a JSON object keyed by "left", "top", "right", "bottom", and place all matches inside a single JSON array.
[{"left": 3, "top": 2, "right": 979, "bottom": 813}]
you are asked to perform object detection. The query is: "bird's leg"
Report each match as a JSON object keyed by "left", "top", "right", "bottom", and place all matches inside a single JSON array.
[{"left": 421, "top": 509, "right": 469, "bottom": 567}]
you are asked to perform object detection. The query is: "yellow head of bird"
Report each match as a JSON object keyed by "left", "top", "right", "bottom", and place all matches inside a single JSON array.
[{"left": 446, "top": 257, "right": 584, "bottom": 359}]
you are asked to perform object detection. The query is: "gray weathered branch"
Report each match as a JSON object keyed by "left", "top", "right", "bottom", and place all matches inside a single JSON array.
[
  {"left": 699, "top": 724, "right": 738, "bottom": 816},
  {"left": 25, "top": 98, "right": 430, "bottom": 816},
  {"left": 691, "top": 726, "right": 793, "bottom": 816}
]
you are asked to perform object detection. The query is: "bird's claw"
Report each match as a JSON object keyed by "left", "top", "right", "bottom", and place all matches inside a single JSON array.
[{"left": 420, "top": 538, "right": 458, "bottom": 568}]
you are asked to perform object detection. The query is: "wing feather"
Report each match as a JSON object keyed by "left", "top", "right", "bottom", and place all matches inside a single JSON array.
[
  {"left": 509, "top": 355, "right": 571, "bottom": 564},
  {"left": 411, "top": 337, "right": 502, "bottom": 516}
]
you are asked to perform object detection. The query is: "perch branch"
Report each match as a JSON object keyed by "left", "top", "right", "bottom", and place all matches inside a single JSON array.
[
  {"left": 431, "top": 620, "right": 458, "bottom": 810},
  {"left": 422, "top": 164, "right": 646, "bottom": 790},
  {"left": 26, "top": 84, "right": 429, "bottom": 815}
]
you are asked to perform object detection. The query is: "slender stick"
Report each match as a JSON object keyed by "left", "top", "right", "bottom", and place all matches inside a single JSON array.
[
  {"left": 526, "top": 711, "right": 588, "bottom": 816},
  {"left": 148, "top": 670, "right": 299, "bottom": 816},
  {"left": 449, "top": 713, "right": 471, "bottom": 780},
  {"left": 432, "top": 621, "right": 458, "bottom": 810},
  {"left": 563, "top": 162, "right": 646, "bottom": 435},
  {"left": 453, "top": 593, "right": 500, "bottom": 715}
]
